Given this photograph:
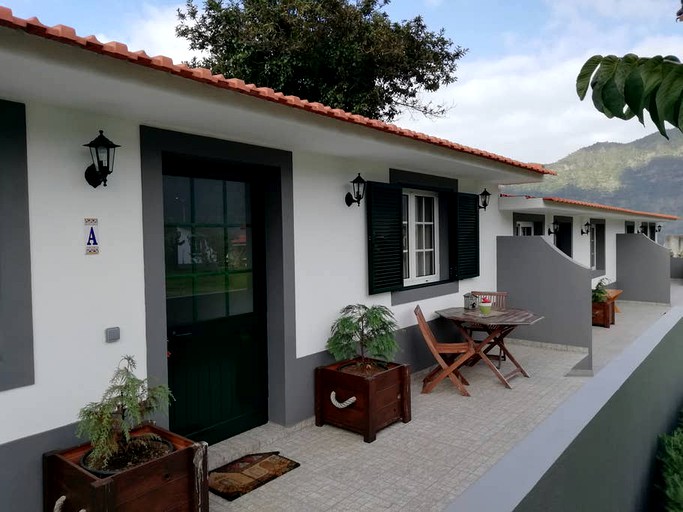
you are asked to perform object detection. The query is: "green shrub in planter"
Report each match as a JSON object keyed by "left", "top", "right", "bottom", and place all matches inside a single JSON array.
[
  {"left": 659, "top": 416, "right": 683, "bottom": 511},
  {"left": 592, "top": 278, "right": 609, "bottom": 303},
  {"left": 326, "top": 304, "right": 399, "bottom": 365}
]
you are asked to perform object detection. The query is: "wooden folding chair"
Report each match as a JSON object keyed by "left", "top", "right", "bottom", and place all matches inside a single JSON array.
[
  {"left": 414, "top": 305, "right": 476, "bottom": 396},
  {"left": 466, "top": 291, "right": 508, "bottom": 368}
]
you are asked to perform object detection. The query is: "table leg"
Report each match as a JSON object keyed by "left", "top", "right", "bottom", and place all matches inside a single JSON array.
[{"left": 454, "top": 324, "right": 512, "bottom": 389}]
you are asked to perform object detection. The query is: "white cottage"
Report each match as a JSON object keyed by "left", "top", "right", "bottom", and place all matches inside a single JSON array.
[{"left": 0, "top": 7, "right": 677, "bottom": 510}]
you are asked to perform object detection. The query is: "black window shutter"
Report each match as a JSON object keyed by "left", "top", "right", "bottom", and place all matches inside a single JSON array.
[
  {"left": 446, "top": 190, "right": 459, "bottom": 281},
  {"left": 366, "top": 181, "right": 403, "bottom": 294},
  {"left": 457, "top": 193, "right": 480, "bottom": 280}
]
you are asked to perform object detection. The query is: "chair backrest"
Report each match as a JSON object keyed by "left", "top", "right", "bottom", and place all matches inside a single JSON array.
[
  {"left": 471, "top": 291, "right": 508, "bottom": 310},
  {"left": 414, "top": 305, "right": 441, "bottom": 358}
]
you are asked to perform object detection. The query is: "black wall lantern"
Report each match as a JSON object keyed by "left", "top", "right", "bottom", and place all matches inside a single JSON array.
[
  {"left": 84, "top": 130, "right": 120, "bottom": 188},
  {"left": 548, "top": 220, "right": 560, "bottom": 236},
  {"left": 478, "top": 188, "right": 491, "bottom": 210},
  {"left": 639, "top": 223, "right": 648, "bottom": 234},
  {"left": 581, "top": 221, "right": 591, "bottom": 235},
  {"left": 345, "top": 173, "right": 367, "bottom": 207},
  {"left": 656, "top": 224, "right": 662, "bottom": 232}
]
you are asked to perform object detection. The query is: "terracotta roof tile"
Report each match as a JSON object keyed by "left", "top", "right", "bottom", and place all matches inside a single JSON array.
[
  {"left": 501, "top": 194, "right": 678, "bottom": 220},
  {"left": 0, "top": 6, "right": 556, "bottom": 177}
]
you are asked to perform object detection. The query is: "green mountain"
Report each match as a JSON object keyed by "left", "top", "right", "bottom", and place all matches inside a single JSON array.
[{"left": 505, "top": 129, "right": 683, "bottom": 235}]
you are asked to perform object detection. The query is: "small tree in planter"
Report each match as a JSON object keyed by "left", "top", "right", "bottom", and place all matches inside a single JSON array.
[
  {"left": 43, "top": 356, "right": 208, "bottom": 512},
  {"left": 315, "top": 304, "right": 411, "bottom": 442},
  {"left": 77, "top": 355, "right": 172, "bottom": 473},
  {"left": 326, "top": 304, "right": 399, "bottom": 373}
]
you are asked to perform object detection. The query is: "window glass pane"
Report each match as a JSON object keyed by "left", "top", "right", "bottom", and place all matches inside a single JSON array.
[
  {"left": 194, "top": 178, "right": 224, "bottom": 224},
  {"left": 425, "top": 251, "right": 434, "bottom": 275},
  {"left": 417, "top": 251, "right": 425, "bottom": 277},
  {"left": 416, "top": 224, "right": 424, "bottom": 250},
  {"left": 425, "top": 225, "right": 434, "bottom": 250},
  {"left": 424, "top": 196, "right": 434, "bottom": 222},
  {"left": 416, "top": 196, "right": 424, "bottom": 222},
  {"left": 403, "top": 252, "right": 409, "bottom": 279},
  {"left": 193, "top": 227, "right": 225, "bottom": 272}
]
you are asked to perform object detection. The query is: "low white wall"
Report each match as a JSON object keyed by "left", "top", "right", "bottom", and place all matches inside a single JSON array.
[{"left": 0, "top": 103, "right": 147, "bottom": 444}]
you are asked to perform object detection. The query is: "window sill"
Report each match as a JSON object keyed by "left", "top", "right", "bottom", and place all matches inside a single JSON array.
[
  {"left": 591, "top": 268, "right": 606, "bottom": 278},
  {"left": 391, "top": 280, "right": 459, "bottom": 306}
]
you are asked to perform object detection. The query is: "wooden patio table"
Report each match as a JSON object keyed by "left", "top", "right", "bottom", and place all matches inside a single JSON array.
[{"left": 435, "top": 307, "right": 544, "bottom": 389}]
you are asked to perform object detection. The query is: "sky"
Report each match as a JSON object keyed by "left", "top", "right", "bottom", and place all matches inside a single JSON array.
[{"left": 4, "top": 0, "right": 683, "bottom": 163}]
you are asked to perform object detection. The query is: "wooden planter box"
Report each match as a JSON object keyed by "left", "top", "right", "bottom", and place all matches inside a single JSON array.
[
  {"left": 592, "top": 289, "right": 623, "bottom": 328},
  {"left": 314, "top": 358, "right": 411, "bottom": 442},
  {"left": 43, "top": 424, "right": 208, "bottom": 512}
]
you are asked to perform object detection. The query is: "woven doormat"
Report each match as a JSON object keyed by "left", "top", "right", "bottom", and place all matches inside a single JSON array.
[{"left": 208, "top": 451, "right": 300, "bottom": 501}]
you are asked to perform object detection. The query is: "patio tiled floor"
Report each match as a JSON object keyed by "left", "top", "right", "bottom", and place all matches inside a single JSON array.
[{"left": 208, "top": 281, "right": 682, "bottom": 511}]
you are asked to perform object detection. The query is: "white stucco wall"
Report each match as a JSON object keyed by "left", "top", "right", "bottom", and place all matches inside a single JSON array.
[
  {"left": 292, "top": 155, "right": 509, "bottom": 358},
  {"left": 0, "top": 103, "right": 147, "bottom": 444}
]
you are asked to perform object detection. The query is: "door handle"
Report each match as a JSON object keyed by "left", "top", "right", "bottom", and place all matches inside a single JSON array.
[{"left": 171, "top": 331, "right": 192, "bottom": 337}]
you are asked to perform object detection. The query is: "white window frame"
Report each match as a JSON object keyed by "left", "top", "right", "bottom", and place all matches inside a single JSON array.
[
  {"left": 515, "top": 221, "right": 534, "bottom": 236},
  {"left": 589, "top": 224, "right": 597, "bottom": 270},
  {"left": 402, "top": 189, "right": 440, "bottom": 287}
]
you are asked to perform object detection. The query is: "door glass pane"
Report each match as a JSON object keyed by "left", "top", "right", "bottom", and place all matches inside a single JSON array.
[
  {"left": 227, "top": 227, "right": 252, "bottom": 271},
  {"left": 193, "top": 227, "right": 225, "bottom": 272},
  {"left": 166, "top": 276, "right": 193, "bottom": 299},
  {"left": 194, "top": 178, "right": 224, "bottom": 224},
  {"left": 229, "top": 272, "right": 253, "bottom": 315},
  {"left": 195, "top": 274, "right": 227, "bottom": 295},
  {"left": 163, "top": 176, "right": 191, "bottom": 224},
  {"left": 226, "top": 182, "right": 249, "bottom": 226},
  {"left": 165, "top": 227, "right": 193, "bottom": 274},
  {"left": 195, "top": 293, "right": 227, "bottom": 321}
]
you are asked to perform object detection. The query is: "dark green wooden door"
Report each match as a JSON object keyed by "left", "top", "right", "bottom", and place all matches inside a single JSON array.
[{"left": 162, "top": 154, "right": 267, "bottom": 445}]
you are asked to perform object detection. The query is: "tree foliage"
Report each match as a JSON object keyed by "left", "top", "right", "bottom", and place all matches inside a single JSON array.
[
  {"left": 177, "top": 0, "right": 467, "bottom": 121},
  {"left": 577, "top": 54, "right": 683, "bottom": 138},
  {"left": 77, "top": 356, "right": 172, "bottom": 468},
  {"left": 326, "top": 304, "right": 399, "bottom": 363}
]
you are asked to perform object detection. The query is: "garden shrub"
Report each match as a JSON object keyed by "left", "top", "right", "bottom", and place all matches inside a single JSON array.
[{"left": 660, "top": 416, "right": 683, "bottom": 511}]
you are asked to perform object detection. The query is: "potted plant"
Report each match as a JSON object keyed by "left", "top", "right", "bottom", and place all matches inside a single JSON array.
[
  {"left": 479, "top": 297, "right": 492, "bottom": 315},
  {"left": 591, "top": 278, "right": 612, "bottom": 327},
  {"left": 314, "top": 304, "right": 411, "bottom": 442},
  {"left": 43, "top": 356, "right": 208, "bottom": 512}
]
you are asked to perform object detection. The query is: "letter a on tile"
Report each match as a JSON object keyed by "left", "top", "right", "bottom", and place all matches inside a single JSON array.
[
  {"left": 84, "top": 217, "right": 100, "bottom": 255},
  {"left": 87, "top": 227, "right": 98, "bottom": 246}
]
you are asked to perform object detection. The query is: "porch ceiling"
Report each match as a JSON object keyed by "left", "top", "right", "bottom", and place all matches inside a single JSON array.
[{"left": 0, "top": 26, "right": 546, "bottom": 185}]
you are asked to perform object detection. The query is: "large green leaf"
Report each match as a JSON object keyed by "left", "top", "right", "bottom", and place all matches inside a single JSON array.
[
  {"left": 577, "top": 53, "right": 683, "bottom": 135},
  {"left": 577, "top": 55, "right": 603, "bottom": 100},
  {"left": 590, "top": 55, "right": 619, "bottom": 117},
  {"left": 656, "top": 62, "right": 683, "bottom": 127},
  {"left": 623, "top": 65, "right": 646, "bottom": 123}
]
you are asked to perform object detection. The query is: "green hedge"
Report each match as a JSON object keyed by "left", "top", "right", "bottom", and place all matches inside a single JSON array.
[{"left": 660, "top": 416, "right": 683, "bottom": 511}]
